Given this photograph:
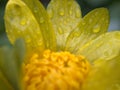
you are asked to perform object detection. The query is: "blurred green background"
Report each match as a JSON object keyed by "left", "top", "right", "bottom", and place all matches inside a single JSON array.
[{"left": 0, "top": 0, "right": 120, "bottom": 46}]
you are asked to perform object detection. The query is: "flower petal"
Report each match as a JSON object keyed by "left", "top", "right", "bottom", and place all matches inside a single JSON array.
[
  {"left": 4, "top": 0, "right": 56, "bottom": 52},
  {"left": 0, "top": 39, "right": 25, "bottom": 90},
  {"left": 0, "top": 71, "right": 14, "bottom": 90},
  {"left": 78, "top": 31, "right": 120, "bottom": 62},
  {"left": 47, "top": 0, "right": 82, "bottom": 50},
  {"left": 82, "top": 55, "right": 120, "bottom": 90},
  {"left": 14, "top": 39, "right": 26, "bottom": 71},
  {"left": 65, "top": 8, "right": 109, "bottom": 53}
]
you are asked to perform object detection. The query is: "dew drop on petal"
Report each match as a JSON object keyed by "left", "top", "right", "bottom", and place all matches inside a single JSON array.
[
  {"left": 95, "top": 43, "right": 101, "bottom": 48},
  {"left": 34, "top": 7, "right": 38, "bottom": 13},
  {"left": 95, "top": 11, "right": 98, "bottom": 16},
  {"left": 59, "top": 8, "right": 64, "bottom": 16},
  {"left": 38, "top": 40, "right": 43, "bottom": 46},
  {"left": 20, "top": 19, "right": 26, "bottom": 26},
  {"left": 82, "top": 21, "right": 86, "bottom": 26},
  {"left": 89, "top": 19, "right": 92, "bottom": 23},
  {"left": 104, "top": 51, "right": 109, "bottom": 57},
  {"left": 40, "top": 17, "right": 45, "bottom": 23},
  {"left": 58, "top": 27, "right": 63, "bottom": 34},
  {"left": 73, "top": 32, "right": 80, "bottom": 37},
  {"left": 93, "top": 25, "right": 100, "bottom": 33}
]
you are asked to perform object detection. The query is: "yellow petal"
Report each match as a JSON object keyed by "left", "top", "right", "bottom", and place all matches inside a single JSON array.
[
  {"left": 47, "top": 0, "right": 82, "bottom": 50},
  {"left": 82, "top": 55, "right": 120, "bottom": 90},
  {"left": 79, "top": 31, "right": 120, "bottom": 62},
  {"left": 4, "top": 0, "right": 56, "bottom": 52},
  {"left": 65, "top": 8, "right": 109, "bottom": 53}
]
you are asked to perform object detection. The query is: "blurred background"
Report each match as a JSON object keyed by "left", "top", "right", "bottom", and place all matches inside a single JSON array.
[{"left": 0, "top": 0, "right": 120, "bottom": 46}]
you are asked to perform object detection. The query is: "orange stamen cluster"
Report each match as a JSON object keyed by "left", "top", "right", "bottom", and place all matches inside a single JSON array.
[{"left": 23, "top": 50, "right": 90, "bottom": 90}]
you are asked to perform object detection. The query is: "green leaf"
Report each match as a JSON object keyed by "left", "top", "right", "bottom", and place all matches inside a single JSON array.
[
  {"left": 47, "top": 0, "right": 82, "bottom": 50},
  {"left": 79, "top": 31, "right": 120, "bottom": 62},
  {"left": 65, "top": 8, "right": 109, "bottom": 53},
  {"left": 82, "top": 55, "right": 120, "bottom": 90},
  {"left": 4, "top": 0, "right": 56, "bottom": 52}
]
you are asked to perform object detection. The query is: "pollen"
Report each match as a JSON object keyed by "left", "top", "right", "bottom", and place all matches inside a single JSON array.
[{"left": 23, "top": 50, "right": 90, "bottom": 90}]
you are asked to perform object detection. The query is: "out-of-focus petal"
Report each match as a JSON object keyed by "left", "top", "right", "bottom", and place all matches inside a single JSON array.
[
  {"left": 0, "top": 71, "right": 14, "bottom": 90},
  {"left": 4, "top": 0, "right": 56, "bottom": 52},
  {"left": 0, "top": 39, "right": 25, "bottom": 90},
  {"left": 82, "top": 55, "right": 120, "bottom": 90},
  {"left": 65, "top": 8, "right": 109, "bottom": 53},
  {"left": 47, "top": 0, "right": 82, "bottom": 50},
  {"left": 14, "top": 39, "right": 26, "bottom": 71},
  {"left": 79, "top": 31, "right": 120, "bottom": 62}
]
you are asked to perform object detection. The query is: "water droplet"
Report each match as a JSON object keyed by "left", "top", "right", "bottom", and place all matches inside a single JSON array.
[
  {"left": 20, "top": 19, "right": 26, "bottom": 25},
  {"left": 89, "top": 19, "right": 92, "bottom": 23},
  {"left": 82, "top": 22, "right": 86, "bottom": 25},
  {"left": 48, "top": 8, "right": 53, "bottom": 18},
  {"left": 76, "top": 9, "right": 81, "bottom": 18},
  {"left": 40, "top": 17, "right": 44, "bottom": 23},
  {"left": 96, "top": 42, "right": 102, "bottom": 48},
  {"left": 95, "top": 12, "right": 98, "bottom": 16},
  {"left": 58, "top": 27, "right": 63, "bottom": 34},
  {"left": 59, "top": 9, "right": 64, "bottom": 16},
  {"left": 73, "top": 32, "right": 80, "bottom": 37},
  {"left": 104, "top": 51, "right": 110, "bottom": 57},
  {"left": 34, "top": 7, "right": 38, "bottom": 13},
  {"left": 93, "top": 25, "right": 100, "bottom": 33}
]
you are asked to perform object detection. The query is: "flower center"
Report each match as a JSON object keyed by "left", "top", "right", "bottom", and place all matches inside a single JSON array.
[{"left": 23, "top": 50, "right": 90, "bottom": 90}]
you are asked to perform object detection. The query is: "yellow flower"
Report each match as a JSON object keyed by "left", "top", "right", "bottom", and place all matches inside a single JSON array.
[{"left": 0, "top": 0, "right": 120, "bottom": 90}]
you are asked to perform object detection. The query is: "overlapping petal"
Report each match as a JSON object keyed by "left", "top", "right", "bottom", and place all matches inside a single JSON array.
[
  {"left": 78, "top": 31, "right": 120, "bottom": 62},
  {"left": 0, "top": 39, "right": 25, "bottom": 90},
  {"left": 65, "top": 8, "right": 109, "bottom": 53},
  {"left": 47, "top": 0, "right": 82, "bottom": 50},
  {"left": 2, "top": 0, "right": 120, "bottom": 90},
  {"left": 82, "top": 55, "right": 120, "bottom": 90},
  {"left": 0, "top": 71, "right": 13, "bottom": 90},
  {"left": 4, "top": 0, "right": 56, "bottom": 52}
]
